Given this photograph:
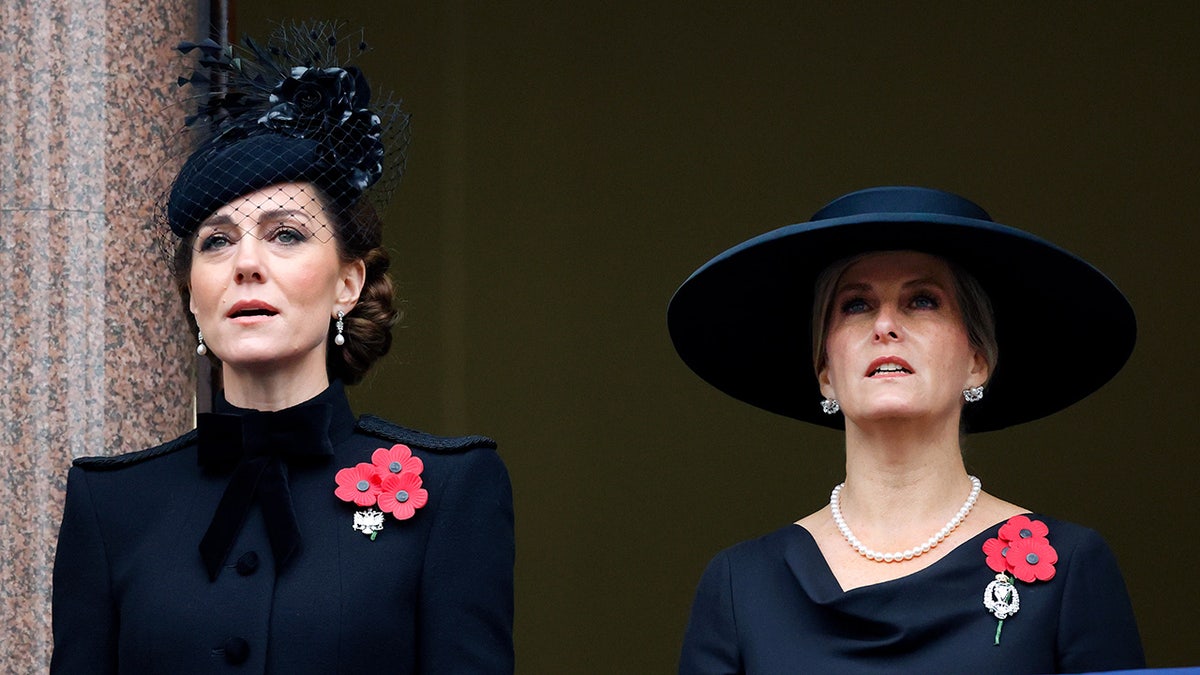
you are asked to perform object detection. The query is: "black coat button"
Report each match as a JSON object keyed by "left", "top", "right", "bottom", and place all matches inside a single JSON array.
[
  {"left": 223, "top": 637, "right": 250, "bottom": 665},
  {"left": 235, "top": 551, "right": 259, "bottom": 576}
]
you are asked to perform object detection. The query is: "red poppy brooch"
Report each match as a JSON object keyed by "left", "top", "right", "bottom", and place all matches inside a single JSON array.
[
  {"left": 334, "top": 444, "right": 429, "bottom": 540},
  {"left": 981, "top": 515, "right": 1058, "bottom": 644}
]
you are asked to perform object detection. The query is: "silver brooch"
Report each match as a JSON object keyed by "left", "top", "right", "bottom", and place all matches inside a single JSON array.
[
  {"left": 983, "top": 572, "right": 1021, "bottom": 645},
  {"left": 352, "top": 508, "right": 385, "bottom": 540},
  {"left": 984, "top": 572, "right": 1020, "bottom": 619}
]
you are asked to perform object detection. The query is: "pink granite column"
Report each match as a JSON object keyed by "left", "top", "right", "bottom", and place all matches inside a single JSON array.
[{"left": 0, "top": 0, "right": 198, "bottom": 670}]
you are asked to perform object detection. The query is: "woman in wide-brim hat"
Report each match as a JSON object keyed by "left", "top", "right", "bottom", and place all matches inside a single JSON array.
[
  {"left": 669, "top": 186, "right": 1143, "bottom": 674},
  {"left": 51, "top": 23, "right": 513, "bottom": 674}
]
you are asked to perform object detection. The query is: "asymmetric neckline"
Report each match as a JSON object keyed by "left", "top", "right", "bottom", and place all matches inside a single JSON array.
[{"left": 791, "top": 514, "right": 1032, "bottom": 596}]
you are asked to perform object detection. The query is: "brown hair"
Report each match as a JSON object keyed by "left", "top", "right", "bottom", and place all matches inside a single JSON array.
[
  {"left": 810, "top": 252, "right": 998, "bottom": 380},
  {"left": 172, "top": 186, "right": 400, "bottom": 385}
]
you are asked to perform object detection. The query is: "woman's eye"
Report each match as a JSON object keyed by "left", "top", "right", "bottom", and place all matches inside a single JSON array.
[
  {"left": 911, "top": 294, "right": 940, "bottom": 310},
  {"left": 840, "top": 298, "right": 870, "bottom": 314},
  {"left": 271, "top": 227, "right": 307, "bottom": 245},
  {"left": 199, "top": 233, "right": 231, "bottom": 251}
]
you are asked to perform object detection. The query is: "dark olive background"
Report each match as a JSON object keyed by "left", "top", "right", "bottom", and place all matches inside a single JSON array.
[{"left": 231, "top": 3, "right": 1197, "bottom": 671}]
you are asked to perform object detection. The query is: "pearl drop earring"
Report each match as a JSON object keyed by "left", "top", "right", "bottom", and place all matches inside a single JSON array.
[
  {"left": 334, "top": 311, "right": 345, "bottom": 346},
  {"left": 196, "top": 329, "right": 207, "bottom": 356}
]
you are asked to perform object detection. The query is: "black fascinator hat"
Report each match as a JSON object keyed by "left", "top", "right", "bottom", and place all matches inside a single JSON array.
[
  {"left": 167, "top": 21, "right": 410, "bottom": 247},
  {"left": 667, "top": 186, "right": 1137, "bottom": 432}
]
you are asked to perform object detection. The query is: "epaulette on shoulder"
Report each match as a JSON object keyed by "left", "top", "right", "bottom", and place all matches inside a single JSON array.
[
  {"left": 356, "top": 415, "right": 496, "bottom": 453},
  {"left": 72, "top": 430, "right": 198, "bottom": 471}
]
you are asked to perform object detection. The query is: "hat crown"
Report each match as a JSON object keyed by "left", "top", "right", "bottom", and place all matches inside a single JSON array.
[
  {"left": 811, "top": 186, "right": 993, "bottom": 223},
  {"left": 166, "top": 22, "right": 409, "bottom": 240}
]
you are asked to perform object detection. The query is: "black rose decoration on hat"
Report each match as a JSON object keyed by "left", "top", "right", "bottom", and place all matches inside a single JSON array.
[
  {"left": 262, "top": 67, "right": 362, "bottom": 131},
  {"left": 258, "top": 65, "right": 385, "bottom": 194}
]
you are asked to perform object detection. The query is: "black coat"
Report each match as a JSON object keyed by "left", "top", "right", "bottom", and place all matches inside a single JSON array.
[{"left": 51, "top": 382, "right": 514, "bottom": 674}]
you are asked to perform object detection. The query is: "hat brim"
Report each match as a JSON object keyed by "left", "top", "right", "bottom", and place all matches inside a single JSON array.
[
  {"left": 168, "top": 133, "right": 322, "bottom": 237},
  {"left": 667, "top": 211, "right": 1136, "bottom": 432}
]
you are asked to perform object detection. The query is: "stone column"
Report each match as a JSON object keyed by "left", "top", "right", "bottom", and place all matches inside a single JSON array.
[{"left": 0, "top": 0, "right": 198, "bottom": 669}]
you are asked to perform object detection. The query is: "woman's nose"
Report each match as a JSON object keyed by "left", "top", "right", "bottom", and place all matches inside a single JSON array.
[
  {"left": 233, "top": 235, "right": 265, "bottom": 283},
  {"left": 873, "top": 306, "right": 902, "bottom": 342}
]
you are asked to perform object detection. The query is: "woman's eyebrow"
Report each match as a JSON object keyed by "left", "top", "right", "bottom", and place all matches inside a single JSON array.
[
  {"left": 198, "top": 214, "right": 235, "bottom": 229},
  {"left": 257, "top": 208, "right": 312, "bottom": 223},
  {"left": 835, "top": 277, "right": 948, "bottom": 293},
  {"left": 902, "top": 276, "right": 947, "bottom": 289},
  {"left": 198, "top": 208, "right": 312, "bottom": 230},
  {"left": 834, "top": 282, "right": 872, "bottom": 294}
]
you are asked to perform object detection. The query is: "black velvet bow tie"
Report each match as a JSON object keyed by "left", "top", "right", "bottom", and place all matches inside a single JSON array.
[{"left": 196, "top": 403, "right": 335, "bottom": 581}]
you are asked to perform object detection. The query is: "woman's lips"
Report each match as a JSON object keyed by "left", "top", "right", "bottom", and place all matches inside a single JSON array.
[
  {"left": 865, "top": 356, "right": 914, "bottom": 377},
  {"left": 227, "top": 300, "right": 279, "bottom": 317},
  {"left": 226, "top": 300, "right": 280, "bottom": 324}
]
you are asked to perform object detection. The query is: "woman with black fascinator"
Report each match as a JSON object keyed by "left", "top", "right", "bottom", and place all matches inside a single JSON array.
[
  {"left": 669, "top": 187, "right": 1143, "bottom": 673},
  {"left": 51, "top": 23, "right": 513, "bottom": 674}
]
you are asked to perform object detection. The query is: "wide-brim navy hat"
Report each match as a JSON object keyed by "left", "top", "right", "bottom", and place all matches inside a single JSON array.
[{"left": 667, "top": 186, "right": 1137, "bottom": 432}]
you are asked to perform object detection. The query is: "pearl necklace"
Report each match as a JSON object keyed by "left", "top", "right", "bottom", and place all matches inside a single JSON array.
[{"left": 830, "top": 475, "right": 982, "bottom": 563}]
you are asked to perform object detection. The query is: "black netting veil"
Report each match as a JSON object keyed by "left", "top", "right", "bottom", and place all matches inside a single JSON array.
[{"left": 163, "top": 20, "right": 410, "bottom": 254}]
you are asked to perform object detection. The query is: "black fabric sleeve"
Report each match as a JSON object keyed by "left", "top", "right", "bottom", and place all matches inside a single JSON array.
[
  {"left": 50, "top": 467, "right": 118, "bottom": 675},
  {"left": 417, "top": 448, "right": 515, "bottom": 674},
  {"left": 1055, "top": 529, "right": 1145, "bottom": 673},
  {"left": 679, "top": 551, "right": 743, "bottom": 675}
]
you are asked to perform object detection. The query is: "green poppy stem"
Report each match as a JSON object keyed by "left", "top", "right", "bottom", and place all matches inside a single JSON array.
[{"left": 993, "top": 581, "right": 1013, "bottom": 645}]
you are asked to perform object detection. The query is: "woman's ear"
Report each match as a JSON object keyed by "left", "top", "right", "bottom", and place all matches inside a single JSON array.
[
  {"left": 818, "top": 365, "right": 836, "bottom": 401},
  {"left": 337, "top": 258, "right": 367, "bottom": 312},
  {"left": 967, "top": 349, "right": 990, "bottom": 390}
]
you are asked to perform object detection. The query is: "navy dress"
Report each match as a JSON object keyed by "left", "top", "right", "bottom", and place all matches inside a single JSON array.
[
  {"left": 51, "top": 382, "right": 514, "bottom": 674},
  {"left": 680, "top": 515, "right": 1143, "bottom": 674}
]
